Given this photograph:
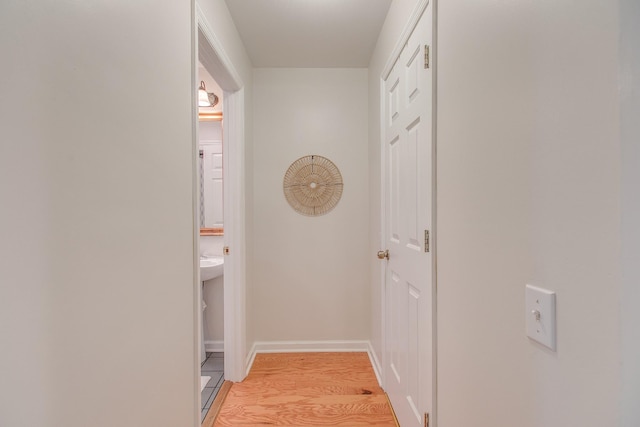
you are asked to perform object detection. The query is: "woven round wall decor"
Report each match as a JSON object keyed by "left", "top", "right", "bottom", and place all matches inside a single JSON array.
[{"left": 283, "top": 155, "right": 343, "bottom": 216}]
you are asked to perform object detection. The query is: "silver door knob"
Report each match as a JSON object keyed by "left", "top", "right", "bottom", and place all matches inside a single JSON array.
[{"left": 377, "top": 250, "right": 389, "bottom": 260}]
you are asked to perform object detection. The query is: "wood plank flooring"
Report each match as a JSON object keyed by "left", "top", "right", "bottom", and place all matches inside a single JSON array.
[
  {"left": 203, "top": 380, "right": 233, "bottom": 427},
  {"left": 212, "top": 352, "right": 397, "bottom": 426}
]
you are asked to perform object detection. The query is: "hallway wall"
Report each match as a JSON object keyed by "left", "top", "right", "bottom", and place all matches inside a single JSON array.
[
  {"left": 250, "top": 68, "right": 370, "bottom": 343},
  {"left": 436, "top": 0, "right": 621, "bottom": 425},
  {"left": 369, "top": 0, "right": 633, "bottom": 426},
  {"left": 0, "top": 2, "right": 195, "bottom": 426}
]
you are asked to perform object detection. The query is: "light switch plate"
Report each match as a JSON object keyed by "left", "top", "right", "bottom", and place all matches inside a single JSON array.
[{"left": 525, "top": 284, "right": 556, "bottom": 350}]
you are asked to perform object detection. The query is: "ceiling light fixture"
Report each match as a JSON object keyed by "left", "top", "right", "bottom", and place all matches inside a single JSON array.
[{"left": 198, "top": 81, "right": 219, "bottom": 108}]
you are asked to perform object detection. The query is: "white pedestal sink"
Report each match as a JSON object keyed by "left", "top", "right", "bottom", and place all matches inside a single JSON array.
[
  {"left": 199, "top": 255, "right": 224, "bottom": 364},
  {"left": 200, "top": 256, "right": 224, "bottom": 282}
]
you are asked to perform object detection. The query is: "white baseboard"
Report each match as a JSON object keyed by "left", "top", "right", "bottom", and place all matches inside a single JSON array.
[
  {"left": 367, "top": 341, "right": 383, "bottom": 387},
  {"left": 252, "top": 340, "right": 371, "bottom": 353},
  {"left": 244, "top": 340, "right": 382, "bottom": 386},
  {"left": 245, "top": 345, "right": 257, "bottom": 377},
  {"left": 204, "top": 340, "right": 224, "bottom": 353}
]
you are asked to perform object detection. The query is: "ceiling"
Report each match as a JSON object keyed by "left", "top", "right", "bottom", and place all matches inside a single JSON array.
[{"left": 224, "top": 0, "right": 392, "bottom": 68}]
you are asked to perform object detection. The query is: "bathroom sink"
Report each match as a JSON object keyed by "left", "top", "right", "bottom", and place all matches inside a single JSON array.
[{"left": 200, "top": 256, "right": 224, "bottom": 282}]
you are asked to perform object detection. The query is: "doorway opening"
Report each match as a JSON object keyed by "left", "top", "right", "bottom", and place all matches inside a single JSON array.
[
  {"left": 194, "top": 4, "right": 247, "bottom": 426},
  {"left": 198, "top": 63, "right": 225, "bottom": 422}
]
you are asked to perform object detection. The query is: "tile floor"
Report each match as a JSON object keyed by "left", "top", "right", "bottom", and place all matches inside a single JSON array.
[{"left": 201, "top": 352, "right": 224, "bottom": 423}]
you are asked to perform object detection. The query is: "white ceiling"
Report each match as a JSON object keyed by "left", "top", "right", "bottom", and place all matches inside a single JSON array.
[{"left": 224, "top": 0, "right": 392, "bottom": 68}]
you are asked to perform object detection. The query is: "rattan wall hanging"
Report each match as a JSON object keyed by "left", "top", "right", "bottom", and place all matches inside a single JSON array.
[{"left": 283, "top": 155, "right": 343, "bottom": 216}]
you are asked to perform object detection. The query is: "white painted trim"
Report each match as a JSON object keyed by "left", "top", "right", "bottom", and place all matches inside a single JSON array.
[
  {"left": 204, "top": 340, "right": 224, "bottom": 353},
  {"left": 381, "top": 0, "right": 429, "bottom": 81},
  {"left": 252, "top": 340, "right": 371, "bottom": 353},
  {"left": 431, "top": 2, "right": 439, "bottom": 425},
  {"left": 367, "top": 341, "right": 383, "bottom": 387},
  {"left": 245, "top": 343, "right": 257, "bottom": 377},
  {"left": 198, "top": 139, "right": 222, "bottom": 146},
  {"left": 195, "top": 3, "right": 247, "bottom": 387},
  {"left": 378, "top": 76, "right": 388, "bottom": 390},
  {"left": 222, "top": 89, "right": 247, "bottom": 383},
  {"left": 195, "top": 3, "right": 242, "bottom": 91},
  {"left": 190, "top": 2, "right": 201, "bottom": 425}
]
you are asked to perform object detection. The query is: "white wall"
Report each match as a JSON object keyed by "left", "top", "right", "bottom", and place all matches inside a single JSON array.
[
  {"left": 199, "top": 120, "right": 223, "bottom": 141},
  {"left": 0, "top": 1, "right": 195, "bottom": 426},
  {"left": 369, "top": 0, "right": 634, "bottom": 426},
  {"left": 251, "top": 68, "right": 370, "bottom": 343},
  {"left": 437, "top": 0, "right": 622, "bottom": 425}
]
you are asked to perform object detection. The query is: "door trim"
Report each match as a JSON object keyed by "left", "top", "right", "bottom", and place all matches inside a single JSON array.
[
  {"left": 221, "top": 87, "right": 247, "bottom": 382},
  {"left": 381, "top": 0, "right": 430, "bottom": 81},
  {"left": 197, "top": 4, "right": 242, "bottom": 92},
  {"left": 195, "top": 0, "right": 246, "bottom": 392}
]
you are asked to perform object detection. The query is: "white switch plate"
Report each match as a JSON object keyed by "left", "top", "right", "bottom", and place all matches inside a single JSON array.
[{"left": 525, "top": 284, "right": 556, "bottom": 350}]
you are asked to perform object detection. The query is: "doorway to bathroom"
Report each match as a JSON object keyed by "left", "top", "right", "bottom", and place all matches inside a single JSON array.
[
  {"left": 194, "top": 4, "right": 248, "bottom": 426},
  {"left": 197, "top": 63, "right": 225, "bottom": 422}
]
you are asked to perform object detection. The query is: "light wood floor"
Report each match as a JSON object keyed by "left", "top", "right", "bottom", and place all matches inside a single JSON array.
[{"left": 211, "top": 352, "right": 397, "bottom": 426}]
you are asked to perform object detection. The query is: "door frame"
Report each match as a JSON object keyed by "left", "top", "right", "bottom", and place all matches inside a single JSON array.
[
  {"left": 379, "top": 0, "right": 437, "bottom": 422},
  {"left": 194, "top": 0, "right": 247, "bottom": 402}
]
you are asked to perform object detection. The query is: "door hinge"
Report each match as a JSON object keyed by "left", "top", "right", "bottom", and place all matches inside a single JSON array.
[
  {"left": 424, "top": 230, "right": 430, "bottom": 253},
  {"left": 424, "top": 412, "right": 430, "bottom": 427},
  {"left": 223, "top": 246, "right": 230, "bottom": 255},
  {"left": 424, "top": 45, "right": 430, "bottom": 69}
]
